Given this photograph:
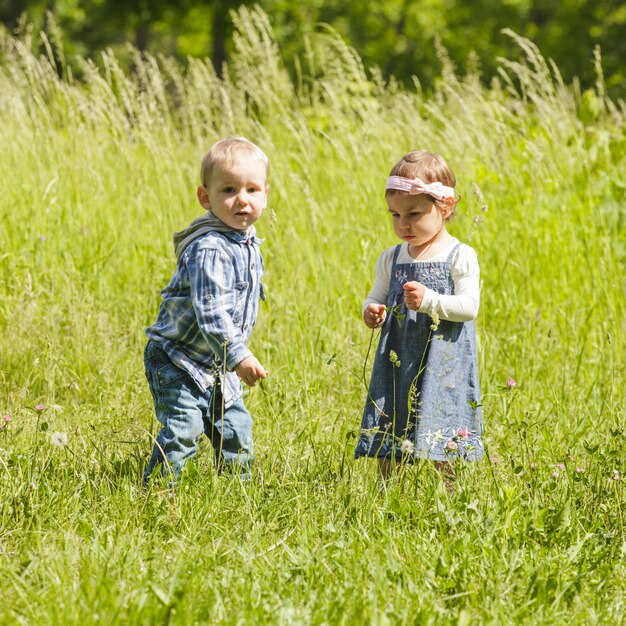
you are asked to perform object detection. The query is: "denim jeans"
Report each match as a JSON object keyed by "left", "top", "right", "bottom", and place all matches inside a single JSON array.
[{"left": 142, "top": 341, "right": 254, "bottom": 484}]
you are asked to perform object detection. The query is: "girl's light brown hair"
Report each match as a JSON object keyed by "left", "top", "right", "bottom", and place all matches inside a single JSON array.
[{"left": 386, "top": 150, "right": 459, "bottom": 218}]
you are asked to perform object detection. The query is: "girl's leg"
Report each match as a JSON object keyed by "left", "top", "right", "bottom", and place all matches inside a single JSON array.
[
  {"left": 378, "top": 457, "right": 392, "bottom": 479},
  {"left": 433, "top": 460, "right": 455, "bottom": 491},
  {"left": 378, "top": 456, "right": 407, "bottom": 481}
]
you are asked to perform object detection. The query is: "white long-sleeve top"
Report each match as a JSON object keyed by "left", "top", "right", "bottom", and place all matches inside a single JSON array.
[{"left": 364, "top": 239, "right": 480, "bottom": 322}]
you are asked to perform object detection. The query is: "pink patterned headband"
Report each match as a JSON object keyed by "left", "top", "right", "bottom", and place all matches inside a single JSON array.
[{"left": 385, "top": 176, "right": 455, "bottom": 202}]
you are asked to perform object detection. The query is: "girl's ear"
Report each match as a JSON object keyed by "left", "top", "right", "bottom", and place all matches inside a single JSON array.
[
  {"left": 197, "top": 186, "right": 211, "bottom": 210},
  {"left": 438, "top": 199, "right": 451, "bottom": 219}
]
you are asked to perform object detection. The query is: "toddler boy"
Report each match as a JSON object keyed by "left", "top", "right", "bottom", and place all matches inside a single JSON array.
[{"left": 142, "top": 136, "right": 269, "bottom": 486}]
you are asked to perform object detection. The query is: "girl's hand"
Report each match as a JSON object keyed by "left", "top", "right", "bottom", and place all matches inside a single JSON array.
[
  {"left": 364, "top": 303, "right": 386, "bottom": 329},
  {"left": 403, "top": 281, "right": 425, "bottom": 310},
  {"left": 235, "top": 355, "right": 268, "bottom": 387}
]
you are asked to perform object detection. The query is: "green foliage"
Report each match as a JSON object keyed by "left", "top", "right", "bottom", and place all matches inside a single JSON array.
[
  {"left": 1, "top": 0, "right": 626, "bottom": 97},
  {"left": 1, "top": 6, "right": 626, "bottom": 624}
]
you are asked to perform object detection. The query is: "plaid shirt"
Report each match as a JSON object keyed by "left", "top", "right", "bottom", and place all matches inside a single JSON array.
[{"left": 146, "top": 229, "right": 264, "bottom": 407}]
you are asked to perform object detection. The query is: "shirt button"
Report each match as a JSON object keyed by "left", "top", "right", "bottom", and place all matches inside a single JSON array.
[
  {"left": 250, "top": 263, "right": 255, "bottom": 269},
  {"left": 244, "top": 324, "right": 249, "bottom": 331}
]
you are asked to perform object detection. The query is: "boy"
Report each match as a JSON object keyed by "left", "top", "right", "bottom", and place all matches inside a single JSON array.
[{"left": 142, "top": 137, "right": 269, "bottom": 486}]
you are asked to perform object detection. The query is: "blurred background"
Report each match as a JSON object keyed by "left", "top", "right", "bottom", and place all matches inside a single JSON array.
[{"left": 1, "top": 0, "right": 624, "bottom": 98}]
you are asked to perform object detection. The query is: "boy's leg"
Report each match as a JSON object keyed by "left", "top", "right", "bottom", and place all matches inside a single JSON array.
[
  {"left": 206, "top": 388, "right": 254, "bottom": 479},
  {"left": 143, "top": 342, "right": 210, "bottom": 485}
]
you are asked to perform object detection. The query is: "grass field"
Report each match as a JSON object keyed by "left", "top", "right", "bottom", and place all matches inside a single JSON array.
[{"left": 1, "top": 7, "right": 626, "bottom": 625}]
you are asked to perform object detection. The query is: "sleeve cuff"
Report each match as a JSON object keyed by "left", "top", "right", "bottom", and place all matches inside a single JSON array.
[
  {"left": 418, "top": 288, "right": 436, "bottom": 314},
  {"left": 225, "top": 345, "right": 253, "bottom": 372}
]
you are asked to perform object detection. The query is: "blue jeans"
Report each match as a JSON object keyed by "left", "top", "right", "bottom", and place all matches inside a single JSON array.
[{"left": 142, "top": 341, "right": 254, "bottom": 484}]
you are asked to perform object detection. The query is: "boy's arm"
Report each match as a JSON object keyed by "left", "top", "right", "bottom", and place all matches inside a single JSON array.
[{"left": 188, "top": 246, "right": 253, "bottom": 371}]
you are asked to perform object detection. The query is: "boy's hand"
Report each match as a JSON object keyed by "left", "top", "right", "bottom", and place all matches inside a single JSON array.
[
  {"left": 403, "top": 281, "right": 425, "bottom": 310},
  {"left": 364, "top": 303, "right": 386, "bottom": 329},
  {"left": 235, "top": 355, "right": 268, "bottom": 387}
]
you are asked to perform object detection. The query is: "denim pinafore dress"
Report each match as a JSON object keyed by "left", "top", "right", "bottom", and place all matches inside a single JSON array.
[{"left": 355, "top": 243, "right": 483, "bottom": 462}]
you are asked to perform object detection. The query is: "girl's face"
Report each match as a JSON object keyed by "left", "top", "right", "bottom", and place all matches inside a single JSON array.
[{"left": 387, "top": 192, "right": 452, "bottom": 247}]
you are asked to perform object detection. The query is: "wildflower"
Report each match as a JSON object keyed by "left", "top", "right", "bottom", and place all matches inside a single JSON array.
[
  {"left": 556, "top": 463, "right": 565, "bottom": 471},
  {"left": 612, "top": 469, "right": 620, "bottom": 481},
  {"left": 530, "top": 462, "right": 537, "bottom": 470},
  {"left": 457, "top": 427, "right": 471, "bottom": 439},
  {"left": 389, "top": 350, "right": 400, "bottom": 367},
  {"left": 445, "top": 439, "right": 458, "bottom": 451},
  {"left": 552, "top": 471, "right": 560, "bottom": 479},
  {"left": 489, "top": 455, "right": 500, "bottom": 464},
  {"left": 35, "top": 404, "right": 45, "bottom": 412},
  {"left": 432, "top": 430, "right": 445, "bottom": 443},
  {"left": 2, "top": 415, "right": 10, "bottom": 422},
  {"left": 400, "top": 439, "right": 415, "bottom": 456},
  {"left": 429, "top": 312, "right": 440, "bottom": 331},
  {"left": 569, "top": 454, "right": 575, "bottom": 462},
  {"left": 50, "top": 431, "right": 68, "bottom": 448},
  {"left": 576, "top": 467, "right": 584, "bottom": 474},
  {"left": 506, "top": 378, "right": 516, "bottom": 389}
]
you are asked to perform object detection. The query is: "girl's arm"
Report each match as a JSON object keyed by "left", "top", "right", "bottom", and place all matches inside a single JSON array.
[
  {"left": 362, "top": 248, "right": 395, "bottom": 326},
  {"left": 405, "top": 245, "right": 480, "bottom": 322}
]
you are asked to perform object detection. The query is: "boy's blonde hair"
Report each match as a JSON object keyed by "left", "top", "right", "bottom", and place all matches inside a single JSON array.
[{"left": 200, "top": 137, "right": 270, "bottom": 187}]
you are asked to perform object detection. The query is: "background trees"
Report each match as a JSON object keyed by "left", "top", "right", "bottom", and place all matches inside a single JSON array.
[{"left": 0, "top": 0, "right": 624, "bottom": 96}]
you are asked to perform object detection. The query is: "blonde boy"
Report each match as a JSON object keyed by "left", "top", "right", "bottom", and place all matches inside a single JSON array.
[{"left": 143, "top": 137, "right": 269, "bottom": 486}]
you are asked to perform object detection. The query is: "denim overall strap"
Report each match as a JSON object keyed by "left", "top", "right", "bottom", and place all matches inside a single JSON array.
[
  {"left": 445, "top": 242, "right": 462, "bottom": 265},
  {"left": 392, "top": 244, "right": 403, "bottom": 266}
]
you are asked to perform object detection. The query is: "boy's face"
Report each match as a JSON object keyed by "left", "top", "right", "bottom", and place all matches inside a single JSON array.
[{"left": 197, "top": 158, "right": 268, "bottom": 231}]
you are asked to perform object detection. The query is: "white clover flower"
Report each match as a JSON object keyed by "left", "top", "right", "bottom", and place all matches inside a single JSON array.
[
  {"left": 429, "top": 312, "right": 440, "bottom": 331},
  {"left": 50, "top": 431, "right": 68, "bottom": 448},
  {"left": 400, "top": 439, "right": 415, "bottom": 456}
]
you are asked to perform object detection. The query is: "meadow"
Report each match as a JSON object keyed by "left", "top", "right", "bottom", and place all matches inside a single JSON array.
[{"left": 1, "top": 7, "right": 625, "bottom": 624}]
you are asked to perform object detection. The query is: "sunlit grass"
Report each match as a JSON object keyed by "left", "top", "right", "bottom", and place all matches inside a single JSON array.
[{"left": 1, "top": 6, "right": 625, "bottom": 624}]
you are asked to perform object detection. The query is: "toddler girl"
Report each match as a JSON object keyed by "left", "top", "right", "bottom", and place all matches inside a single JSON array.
[{"left": 355, "top": 150, "right": 483, "bottom": 477}]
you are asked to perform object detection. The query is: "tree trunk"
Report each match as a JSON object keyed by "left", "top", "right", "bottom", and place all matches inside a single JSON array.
[{"left": 211, "top": 6, "right": 229, "bottom": 77}]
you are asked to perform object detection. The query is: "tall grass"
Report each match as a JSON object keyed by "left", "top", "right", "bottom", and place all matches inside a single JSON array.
[{"left": 1, "top": 6, "right": 625, "bottom": 624}]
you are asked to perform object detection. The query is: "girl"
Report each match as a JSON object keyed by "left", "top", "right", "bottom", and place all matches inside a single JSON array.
[{"left": 355, "top": 150, "right": 483, "bottom": 478}]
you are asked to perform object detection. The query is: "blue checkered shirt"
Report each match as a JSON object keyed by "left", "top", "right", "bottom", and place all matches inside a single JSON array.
[{"left": 146, "top": 230, "right": 264, "bottom": 407}]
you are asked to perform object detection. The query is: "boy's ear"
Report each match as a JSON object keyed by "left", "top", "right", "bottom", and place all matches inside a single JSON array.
[
  {"left": 197, "top": 186, "right": 211, "bottom": 210},
  {"left": 263, "top": 183, "right": 270, "bottom": 208}
]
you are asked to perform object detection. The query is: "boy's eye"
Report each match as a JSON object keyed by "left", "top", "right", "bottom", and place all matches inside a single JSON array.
[{"left": 223, "top": 186, "right": 235, "bottom": 193}]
